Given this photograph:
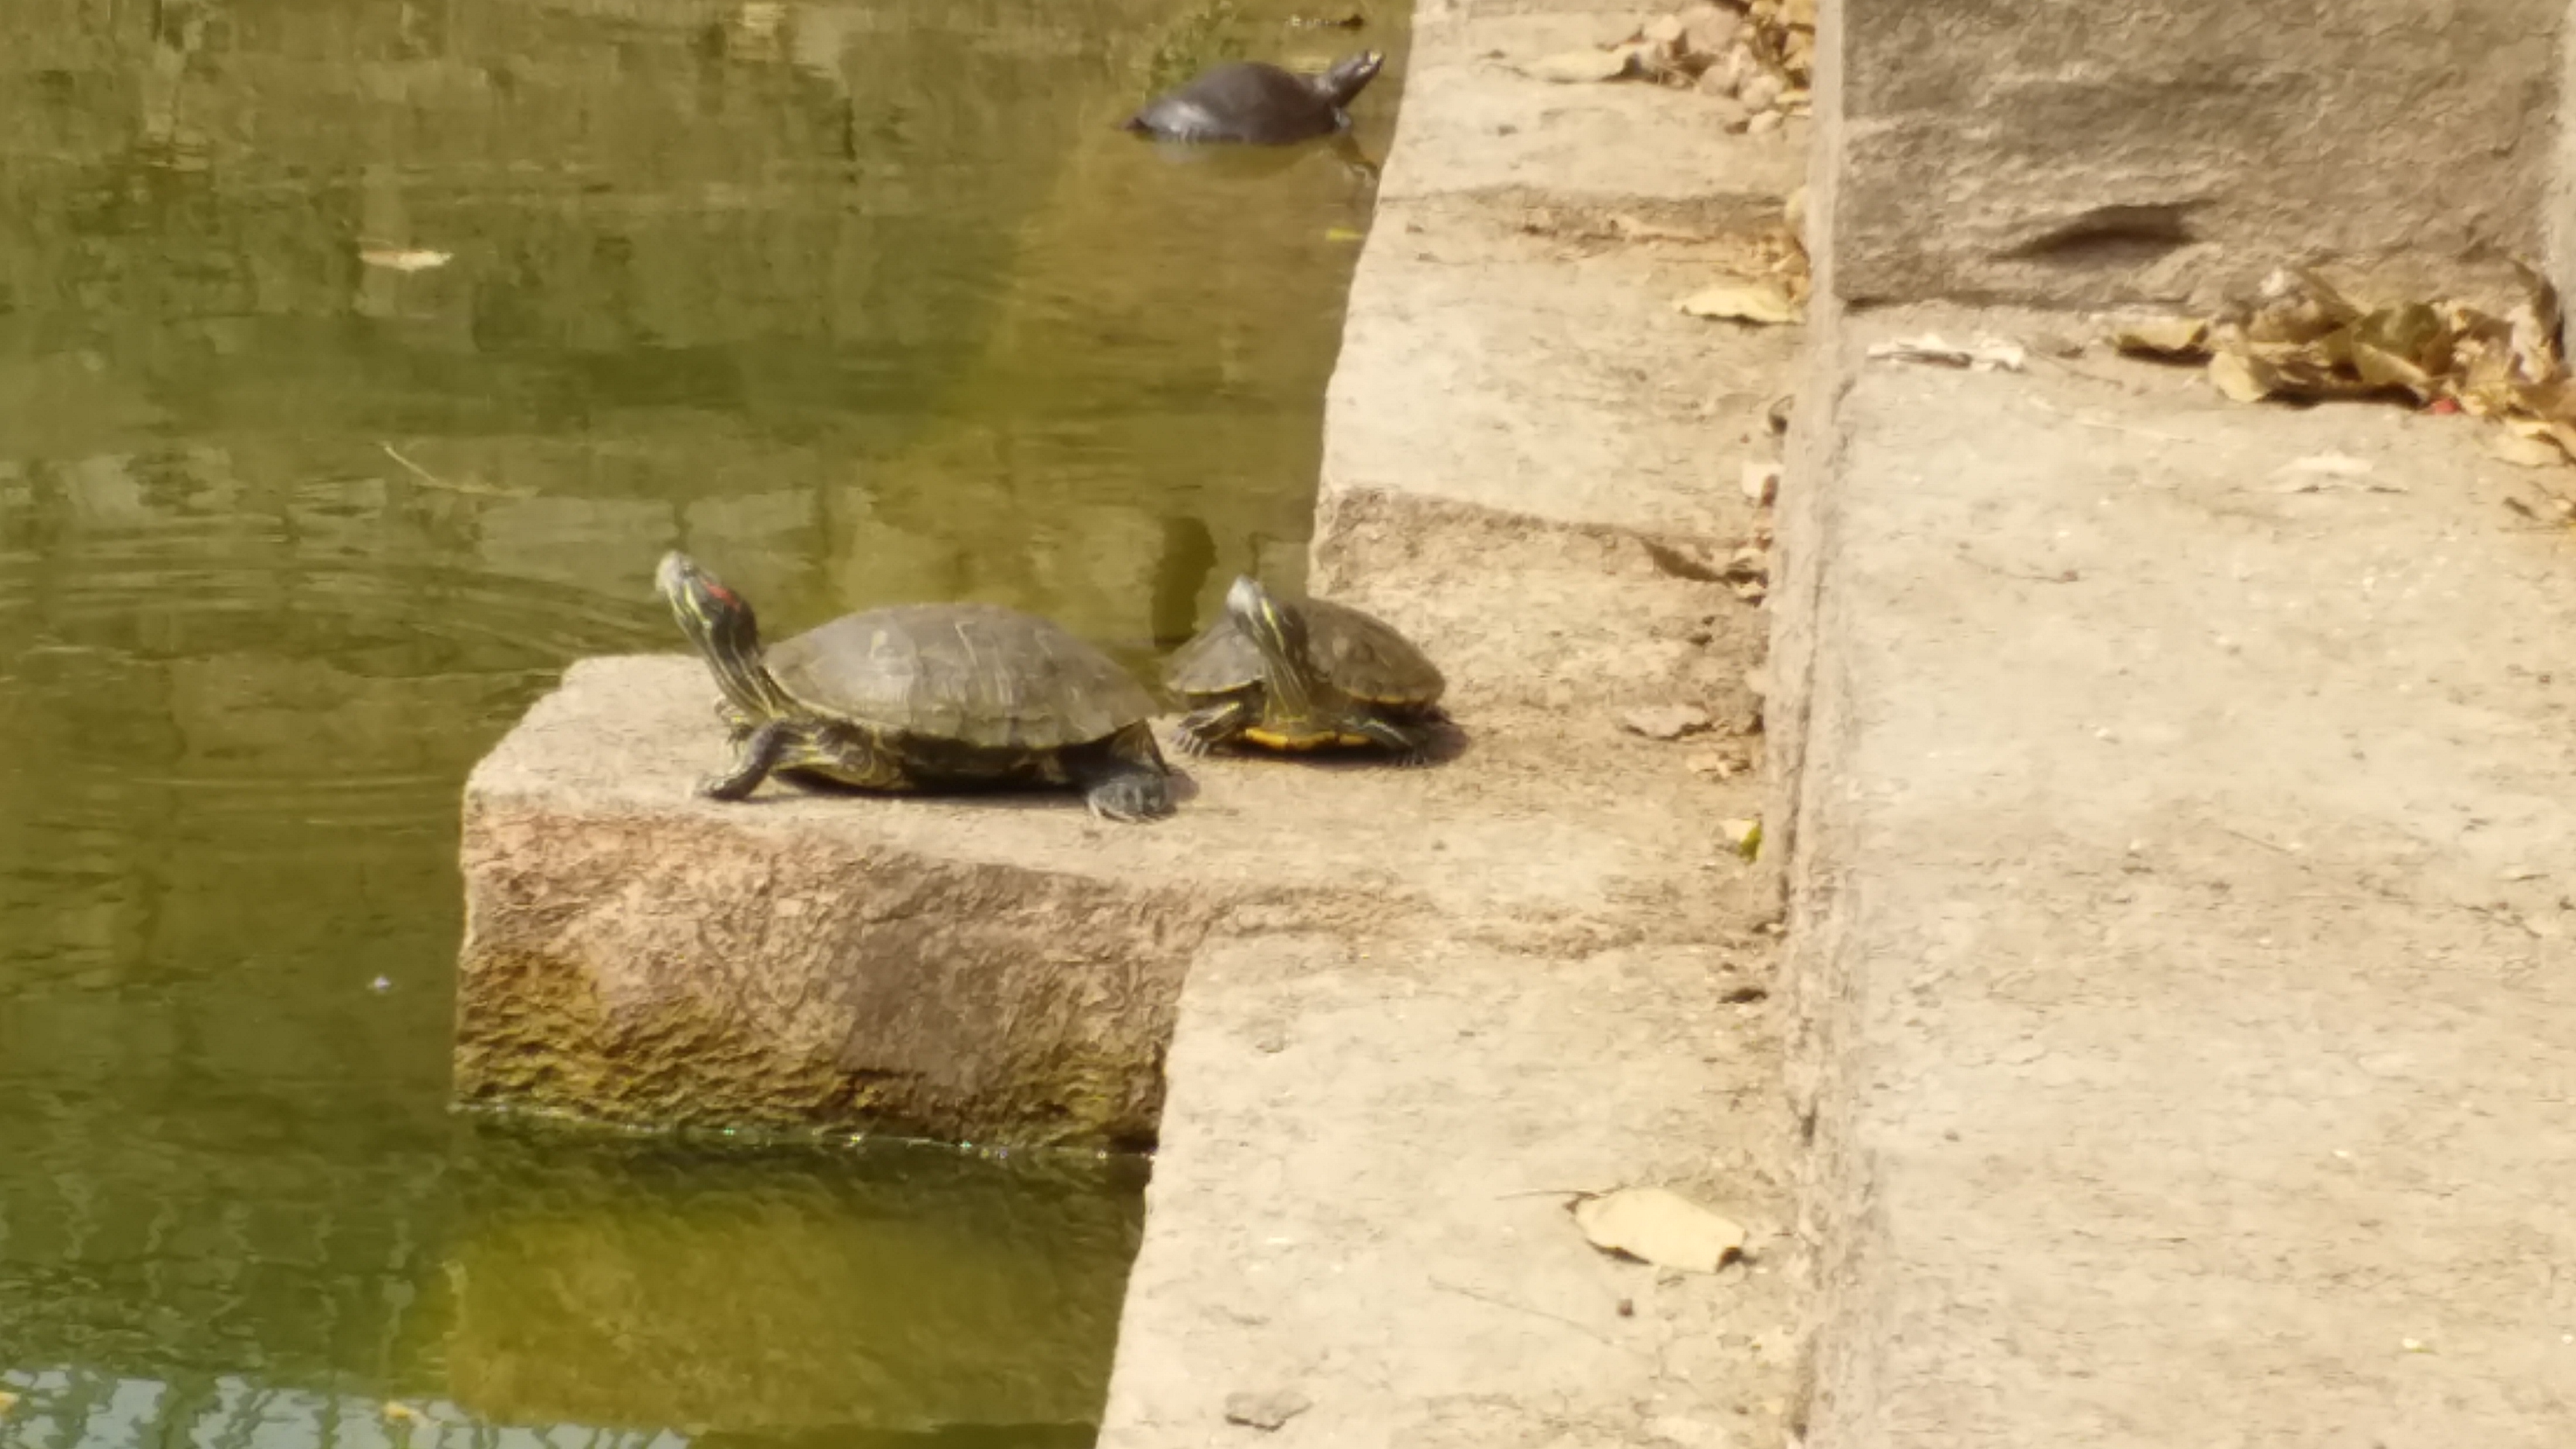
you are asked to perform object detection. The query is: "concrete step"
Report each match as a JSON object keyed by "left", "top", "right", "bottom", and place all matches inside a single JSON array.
[
  {"left": 1089, "top": 7, "right": 1810, "bottom": 1446},
  {"left": 454, "top": 654, "right": 1768, "bottom": 1146},
  {"left": 1101, "top": 933, "right": 1801, "bottom": 1449},
  {"left": 1386, "top": 4, "right": 1805, "bottom": 213},
  {"left": 1777, "top": 304, "right": 2576, "bottom": 1447},
  {"left": 1324, "top": 200, "right": 1798, "bottom": 546}
]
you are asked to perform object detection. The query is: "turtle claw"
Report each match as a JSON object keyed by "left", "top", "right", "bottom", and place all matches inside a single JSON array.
[{"left": 1085, "top": 774, "right": 1175, "bottom": 824}]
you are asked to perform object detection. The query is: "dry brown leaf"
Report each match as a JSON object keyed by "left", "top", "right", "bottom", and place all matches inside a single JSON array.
[
  {"left": 1574, "top": 1187, "right": 1746, "bottom": 1272},
  {"left": 2111, "top": 316, "right": 2212, "bottom": 358},
  {"left": 1678, "top": 278, "right": 1801, "bottom": 325},
  {"left": 2208, "top": 351, "right": 2274, "bottom": 404},
  {"left": 2488, "top": 430, "right": 2566, "bottom": 468},
  {"left": 2148, "top": 262, "right": 2576, "bottom": 474},
  {"left": 2347, "top": 303, "right": 2451, "bottom": 399}
]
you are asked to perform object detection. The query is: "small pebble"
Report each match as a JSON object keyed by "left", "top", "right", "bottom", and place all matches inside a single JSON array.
[
  {"left": 1748, "top": 109, "right": 1785, "bottom": 136},
  {"left": 1705, "top": 92, "right": 1752, "bottom": 130},
  {"left": 1224, "top": 1389, "right": 1313, "bottom": 1432},
  {"left": 370, "top": 976, "right": 393, "bottom": 993},
  {"left": 1739, "top": 69, "right": 1786, "bottom": 112},
  {"left": 1680, "top": 3, "right": 1743, "bottom": 56}
]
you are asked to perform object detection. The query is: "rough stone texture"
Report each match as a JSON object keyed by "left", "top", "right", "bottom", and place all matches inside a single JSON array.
[
  {"left": 1380, "top": 11, "right": 1804, "bottom": 214},
  {"left": 457, "top": 652, "right": 1763, "bottom": 1146},
  {"left": 1831, "top": 0, "right": 2566, "bottom": 310},
  {"left": 1102, "top": 936, "right": 1797, "bottom": 1449},
  {"left": 1322, "top": 206, "right": 1801, "bottom": 547},
  {"left": 1097, "top": 0, "right": 1805, "bottom": 1444},
  {"left": 1775, "top": 305, "right": 2576, "bottom": 1446}
]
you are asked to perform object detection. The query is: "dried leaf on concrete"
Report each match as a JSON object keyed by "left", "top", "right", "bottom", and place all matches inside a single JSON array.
[
  {"left": 2109, "top": 316, "right": 2212, "bottom": 358},
  {"left": 1865, "top": 334, "right": 2026, "bottom": 372},
  {"left": 2206, "top": 350, "right": 2273, "bottom": 404},
  {"left": 1722, "top": 818, "right": 1763, "bottom": 860},
  {"left": 1572, "top": 1187, "right": 1747, "bottom": 1272},
  {"left": 2127, "top": 263, "right": 2576, "bottom": 472},
  {"left": 1678, "top": 278, "right": 1801, "bottom": 325},
  {"left": 2488, "top": 429, "right": 2566, "bottom": 468}
]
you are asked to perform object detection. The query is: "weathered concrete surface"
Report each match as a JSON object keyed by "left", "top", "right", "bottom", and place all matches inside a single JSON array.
[
  {"left": 1099, "top": 0, "right": 1807, "bottom": 1443},
  {"left": 1774, "top": 305, "right": 2576, "bottom": 1446},
  {"left": 1378, "top": 12, "right": 1802, "bottom": 211},
  {"left": 1105, "top": 936, "right": 1795, "bottom": 1449},
  {"left": 1829, "top": 0, "right": 2565, "bottom": 310},
  {"left": 457, "top": 652, "right": 1762, "bottom": 1145}
]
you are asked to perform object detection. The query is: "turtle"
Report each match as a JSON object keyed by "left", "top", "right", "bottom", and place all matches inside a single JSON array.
[
  {"left": 1121, "top": 50, "right": 1384, "bottom": 145},
  {"left": 1163, "top": 574, "right": 1447, "bottom": 764},
  {"left": 655, "top": 552, "right": 1173, "bottom": 822}
]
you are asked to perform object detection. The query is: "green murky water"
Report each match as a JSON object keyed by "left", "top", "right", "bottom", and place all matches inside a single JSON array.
[{"left": 0, "top": 0, "right": 1401, "bottom": 1443}]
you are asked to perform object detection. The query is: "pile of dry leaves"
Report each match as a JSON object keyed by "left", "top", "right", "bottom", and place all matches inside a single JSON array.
[
  {"left": 1523, "top": 1, "right": 1815, "bottom": 134},
  {"left": 2112, "top": 264, "right": 2576, "bottom": 471}
]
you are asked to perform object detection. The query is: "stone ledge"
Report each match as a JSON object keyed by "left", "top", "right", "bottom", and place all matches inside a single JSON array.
[
  {"left": 456, "top": 654, "right": 1760, "bottom": 1145},
  {"left": 1323, "top": 220, "right": 1796, "bottom": 544},
  {"left": 1386, "top": 7, "right": 1807, "bottom": 209},
  {"left": 1099, "top": 934, "right": 1799, "bottom": 1449},
  {"left": 1778, "top": 305, "right": 2576, "bottom": 1446},
  {"left": 1312, "top": 487, "right": 1769, "bottom": 722}
]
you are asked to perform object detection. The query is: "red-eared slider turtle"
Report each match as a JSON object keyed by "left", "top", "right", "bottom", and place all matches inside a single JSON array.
[
  {"left": 1164, "top": 575, "right": 1446, "bottom": 764},
  {"left": 1121, "top": 50, "right": 1384, "bottom": 144},
  {"left": 656, "top": 552, "right": 1173, "bottom": 821}
]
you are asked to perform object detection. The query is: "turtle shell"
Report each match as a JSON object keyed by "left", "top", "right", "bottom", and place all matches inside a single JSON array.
[
  {"left": 1166, "top": 595, "right": 1444, "bottom": 707},
  {"left": 1127, "top": 61, "right": 1347, "bottom": 144},
  {"left": 768, "top": 603, "right": 1157, "bottom": 752}
]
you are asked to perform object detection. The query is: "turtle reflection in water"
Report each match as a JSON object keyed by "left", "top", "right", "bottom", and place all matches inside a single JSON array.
[
  {"left": 655, "top": 552, "right": 1174, "bottom": 822},
  {"left": 1165, "top": 575, "right": 1448, "bottom": 765},
  {"left": 1122, "top": 50, "right": 1384, "bottom": 145}
]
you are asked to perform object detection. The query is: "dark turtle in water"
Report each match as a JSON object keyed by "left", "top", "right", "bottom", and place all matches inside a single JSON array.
[
  {"left": 1122, "top": 50, "right": 1384, "bottom": 144},
  {"left": 656, "top": 552, "right": 1173, "bottom": 821},
  {"left": 1164, "top": 575, "right": 1447, "bottom": 764}
]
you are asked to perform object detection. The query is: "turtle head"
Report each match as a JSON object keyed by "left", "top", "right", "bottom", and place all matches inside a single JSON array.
[
  {"left": 1313, "top": 50, "right": 1383, "bottom": 110},
  {"left": 1224, "top": 575, "right": 1320, "bottom": 720},
  {"left": 656, "top": 551, "right": 788, "bottom": 717}
]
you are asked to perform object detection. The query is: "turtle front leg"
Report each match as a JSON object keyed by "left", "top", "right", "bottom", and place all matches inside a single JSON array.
[
  {"left": 714, "top": 699, "right": 757, "bottom": 743},
  {"left": 700, "top": 719, "right": 793, "bottom": 801},
  {"left": 1171, "top": 699, "right": 1258, "bottom": 757},
  {"left": 1075, "top": 723, "right": 1176, "bottom": 823},
  {"left": 1348, "top": 713, "right": 1439, "bottom": 768}
]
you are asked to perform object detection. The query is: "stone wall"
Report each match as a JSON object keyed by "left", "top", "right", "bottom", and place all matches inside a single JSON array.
[{"left": 1824, "top": 0, "right": 2569, "bottom": 311}]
